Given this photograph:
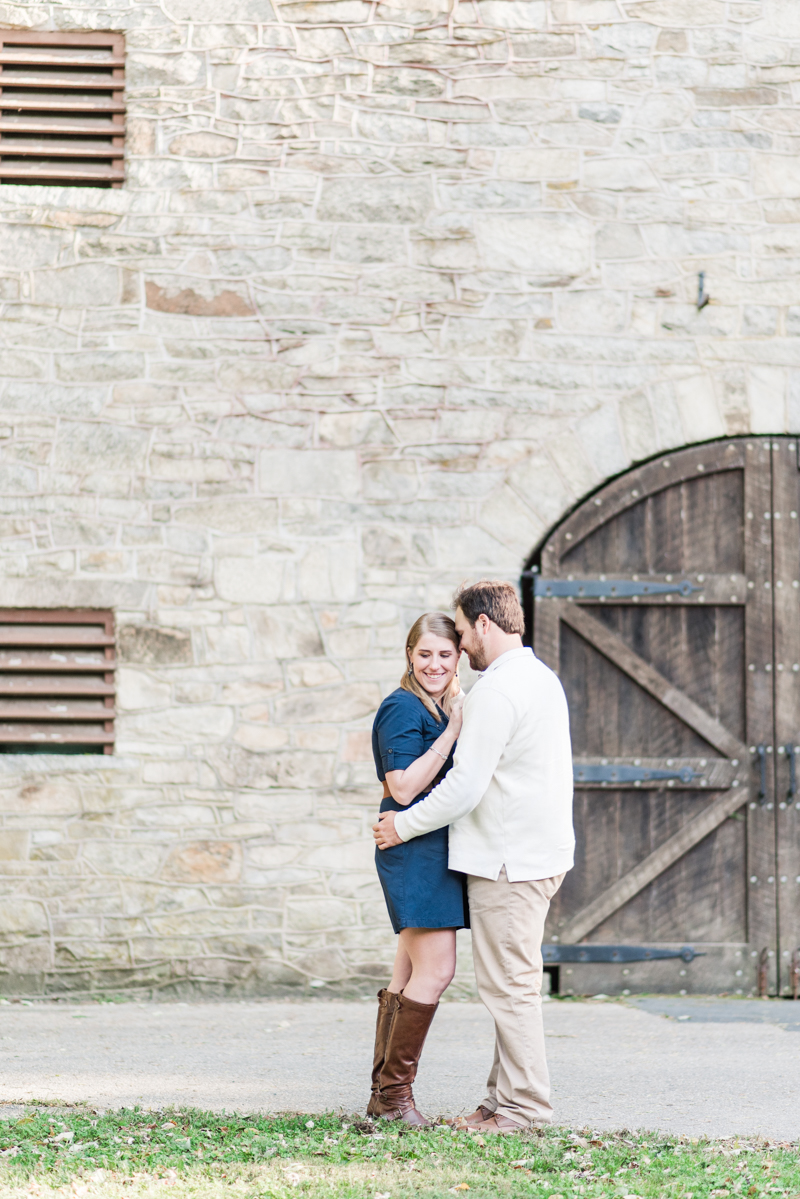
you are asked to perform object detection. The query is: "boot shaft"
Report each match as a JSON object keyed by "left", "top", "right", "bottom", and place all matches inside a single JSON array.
[
  {"left": 379, "top": 992, "right": 438, "bottom": 1092},
  {"left": 371, "top": 989, "right": 399, "bottom": 1086}
]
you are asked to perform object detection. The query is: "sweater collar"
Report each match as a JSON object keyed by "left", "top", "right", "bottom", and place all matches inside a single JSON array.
[{"left": 479, "top": 645, "right": 533, "bottom": 680}]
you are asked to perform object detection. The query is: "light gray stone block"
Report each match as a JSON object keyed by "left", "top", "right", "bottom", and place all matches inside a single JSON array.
[
  {"left": 477, "top": 213, "right": 592, "bottom": 275},
  {"left": 260, "top": 449, "right": 360, "bottom": 499},
  {"left": 318, "top": 177, "right": 434, "bottom": 223}
]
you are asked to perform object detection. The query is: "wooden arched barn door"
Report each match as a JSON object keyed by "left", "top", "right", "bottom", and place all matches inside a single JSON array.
[{"left": 531, "top": 438, "right": 800, "bottom": 997}]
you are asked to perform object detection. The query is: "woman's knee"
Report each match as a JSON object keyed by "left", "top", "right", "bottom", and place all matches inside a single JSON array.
[
  {"left": 440, "top": 961, "right": 457, "bottom": 988},
  {"left": 421, "top": 959, "right": 456, "bottom": 994}
]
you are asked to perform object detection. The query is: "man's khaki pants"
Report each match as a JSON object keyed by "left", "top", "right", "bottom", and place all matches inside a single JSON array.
[{"left": 467, "top": 868, "right": 565, "bottom": 1129}]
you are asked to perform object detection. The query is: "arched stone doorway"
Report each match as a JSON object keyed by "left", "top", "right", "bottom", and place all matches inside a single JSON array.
[{"left": 528, "top": 438, "right": 800, "bottom": 998}]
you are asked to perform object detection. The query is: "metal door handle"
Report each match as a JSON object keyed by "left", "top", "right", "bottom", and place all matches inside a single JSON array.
[
  {"left": 757, "top": 743, "right": 768, "bottom": 805},
  {"left": 786, "top": 744, "right": 797, "bottom": 802}
]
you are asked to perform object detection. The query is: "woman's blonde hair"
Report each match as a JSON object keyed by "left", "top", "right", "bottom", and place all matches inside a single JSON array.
[{"left": 400, "top": 612, "right": 460, "bottom": 722}]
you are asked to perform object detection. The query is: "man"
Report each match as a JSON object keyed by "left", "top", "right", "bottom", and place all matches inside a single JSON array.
[{"left": 373, "top": 579, "right": 574, "bottom": 1133}]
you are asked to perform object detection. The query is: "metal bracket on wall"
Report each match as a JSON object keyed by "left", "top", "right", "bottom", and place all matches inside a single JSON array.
[
  {"left": 524, "top": 574, "right": 702, "bottom": 600},
  {"left": 543, "top": 944, "right": 704, "bottom": 964},
  {"left": 697, "top": 271, "right": 710, "bottom": 311},
  {"left": 574, "top": 763, "right": 702, "bottom": 786}
]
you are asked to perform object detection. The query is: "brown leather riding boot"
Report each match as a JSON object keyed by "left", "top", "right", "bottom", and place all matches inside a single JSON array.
[
  {"left": 372, "top": 992, "right": 438, "bottom": 1127},
  {"left": 366, "top": 989, "right": 399, "bottom": 1117}
]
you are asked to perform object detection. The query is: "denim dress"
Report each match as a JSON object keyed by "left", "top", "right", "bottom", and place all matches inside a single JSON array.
[{"left": 372, "top": 688, "right": 469, "bottom": 933}]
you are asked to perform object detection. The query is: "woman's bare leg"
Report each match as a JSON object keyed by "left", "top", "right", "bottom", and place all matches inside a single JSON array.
[
  {"left": 372, "top": 928, "right": 455, "bottom": 1124},
  {"left": 388, "top": 939, "right": 412, "bottom": 994},
  {"left": 398, "top": 928, "right": 457, "bottom": 1005}
]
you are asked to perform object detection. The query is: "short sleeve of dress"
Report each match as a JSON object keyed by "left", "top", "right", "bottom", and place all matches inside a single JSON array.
[{"left": 372, "top": 691, "right": 427, "bottom": 778}]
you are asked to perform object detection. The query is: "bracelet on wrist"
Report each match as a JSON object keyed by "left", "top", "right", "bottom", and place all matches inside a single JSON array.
[{"left": 430, "top": 747, "right": 447, "bottom": 761}]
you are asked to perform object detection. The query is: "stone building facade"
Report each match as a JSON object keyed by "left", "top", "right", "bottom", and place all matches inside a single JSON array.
[{"left": 0, "top": 0, "right": 798, "bottom": 996}]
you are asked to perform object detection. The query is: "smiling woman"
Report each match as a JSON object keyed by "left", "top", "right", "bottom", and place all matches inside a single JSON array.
[{"left": 367, "top": 612, "right": 470, "bottom": 1129}]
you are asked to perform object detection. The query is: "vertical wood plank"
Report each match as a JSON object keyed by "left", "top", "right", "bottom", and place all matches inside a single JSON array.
[
  {"left": 532, "top": 540, "right": 561, "bottom": 670},
  {"left": 744, "top": 439, "right": 778, "bottom": 990},
  {"left": 769, "top": 437, "right": 800, "bottom": 993}
]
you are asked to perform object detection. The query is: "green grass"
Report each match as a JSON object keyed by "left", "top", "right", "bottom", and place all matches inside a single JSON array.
[{"left": 0, "top": 1108, "right": 795, "bottom": 1198}]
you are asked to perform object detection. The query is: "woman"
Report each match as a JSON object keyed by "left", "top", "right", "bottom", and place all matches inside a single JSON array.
[{"left": 368, "top": 612, "right": 468, "bottom": 1127}]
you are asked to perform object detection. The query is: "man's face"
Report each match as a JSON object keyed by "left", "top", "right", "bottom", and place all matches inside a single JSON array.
[{"left": 455, "top": 607, "right": 489, "bottom": 672}]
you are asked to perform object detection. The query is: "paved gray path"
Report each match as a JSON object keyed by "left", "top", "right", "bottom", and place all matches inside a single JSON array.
[
  {"left": 630, "top": 995, "right": 800, "bottom": 1028},
  {"left": 0, "top": 998, "right": 799, "bottom": 1139}
]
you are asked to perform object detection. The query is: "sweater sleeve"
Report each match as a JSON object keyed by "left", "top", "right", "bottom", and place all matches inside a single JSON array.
[{"left": 393, "top": 683, "right": 515, "bottom": 842}]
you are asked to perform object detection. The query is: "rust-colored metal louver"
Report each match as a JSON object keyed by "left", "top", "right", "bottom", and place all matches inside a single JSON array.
[
  {"left": 0, "top": 30, "right": 124, "bottom": 186},
  {"left": 0, "top": 610, "right": 115, "bottom": 753}
]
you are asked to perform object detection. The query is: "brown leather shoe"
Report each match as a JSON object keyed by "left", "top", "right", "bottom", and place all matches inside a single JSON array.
[
  {"left": 471, "top": 1113, "right": 527, "bottom": 1135},
  {"left": 371, "top": 991, "right": 437, "bottom": 1127},
  {"left": 449, "top": 1105, "right": 495, "bottom": 1128},
  {"left": 366, "top": 989, "right": 399, "bottom": 1118}
]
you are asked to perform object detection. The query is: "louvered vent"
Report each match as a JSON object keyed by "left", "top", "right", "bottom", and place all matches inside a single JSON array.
[
  {"left": 0, "top": 610, "right": 115, "bottom": 753},
  {"left": 0, "top": 31, "right": 124, "bottom": 187}
]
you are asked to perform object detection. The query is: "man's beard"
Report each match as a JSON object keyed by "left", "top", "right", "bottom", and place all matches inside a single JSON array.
[{"left": 466, "top": 642, "right": 489, "bottom": 672}]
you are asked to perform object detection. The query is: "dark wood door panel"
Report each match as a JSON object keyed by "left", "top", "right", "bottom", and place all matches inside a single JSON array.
[
  {"left": 550, "top": 791, "right": 746, "bottom": 946},
  {"left": 562, "top": 470, "right": 745, "bottom": 578},
  {"left": 560, "top": 604, "right": 746, "bottom": 760},
  {"left": 549, "top": 441, "right": 746, "bottom": 566},
  {"left": 562, "top": 628, "right": 719, "bottom": 758},
  {"left": 584, "top": 605, "right": 747, "bottom": 740},
  {"left": 591, "top": 819, "right": 746, "bottom": 945}
]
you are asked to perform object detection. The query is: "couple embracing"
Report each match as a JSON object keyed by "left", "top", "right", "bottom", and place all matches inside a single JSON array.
[{"left": 367, "top": 580, "right": 574, "bottom": 1133}]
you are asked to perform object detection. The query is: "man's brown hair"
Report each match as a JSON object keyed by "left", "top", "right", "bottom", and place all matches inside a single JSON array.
[{"left": 453, "top": 580, "right": 525, "bottom": 636}]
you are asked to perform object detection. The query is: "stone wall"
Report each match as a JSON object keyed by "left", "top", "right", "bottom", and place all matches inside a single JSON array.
[{"left": 0, "top": 0, "right": 799, "bottom": 995}]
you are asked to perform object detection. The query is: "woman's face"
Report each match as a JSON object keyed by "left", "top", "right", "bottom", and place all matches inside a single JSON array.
[{"left": 408, "top": 632, "right": 458, "bottom": 701}]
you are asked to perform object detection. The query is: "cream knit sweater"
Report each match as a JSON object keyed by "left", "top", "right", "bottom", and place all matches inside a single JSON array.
[{"left": 393, "top": 646, "right": 575, "bottom": 882}]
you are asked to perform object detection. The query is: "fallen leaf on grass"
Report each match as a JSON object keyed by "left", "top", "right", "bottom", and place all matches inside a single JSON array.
[{"left": 449, "top": 1185, "right": 470, "bottom": 1192}]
